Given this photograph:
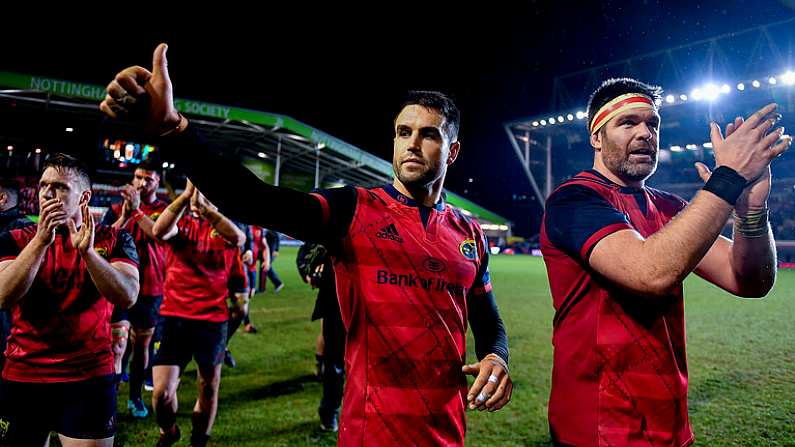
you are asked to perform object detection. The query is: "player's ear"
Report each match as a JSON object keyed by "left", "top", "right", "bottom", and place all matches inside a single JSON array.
[
  {"left": 80, "top": 189, "right": 92, "bottom": 206},
  {"left": 590, "top": 131, "right": 602, "bottom": 151},
  {"left": 447, "top": 141, "right": 461, "bottom": 166}
]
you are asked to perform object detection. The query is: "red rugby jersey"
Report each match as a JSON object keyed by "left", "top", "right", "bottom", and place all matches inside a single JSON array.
[
  {"left": 103, "top": 198, "right": 168, "bottom": 296},
  {"left": 160, "top": 214, "right": 241, "bottom": 322},
  {"left": 0, "top": 224, "right": 138, "bottom": 382},
  {"left": 247, "top": 225, "right": 263, "bottom": 273},
  {"left": 541, "top": 170, "right": 693, "bottom": 447},
  {"left": 313, "top": 185, "right": 492, "bottom": 446}
]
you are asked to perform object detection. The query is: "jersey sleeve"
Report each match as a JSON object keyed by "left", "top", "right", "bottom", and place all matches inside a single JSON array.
[
  {"left": 466, "top": 225, "right": 508, "bottom": 364},
  {"left": 309, "top": 185, "right": 358, "bottom": 246},
  {"left": 101, "top": 203, "right": 120, "bottom": 226},
  {"left": 227, "top": 252, "right": 248, "bottom": 294},
  {"left": 160, "top": 127, "right": 333, "bottom": 243},
  {"left": 544, "top": 184, "right": 633, "bottom": 260},
  {"left": 0, "top": 230, "right": 22, "bottom": 262},
  {"left": 110, "top": 229, "right": 140, "bottom": 267},
  {"left": 471, "top": 227, "right": 493, "bottom": 296}
]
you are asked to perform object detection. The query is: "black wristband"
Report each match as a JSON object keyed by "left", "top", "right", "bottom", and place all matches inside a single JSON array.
[{"left": 703, "top": 166, "right": 747, "bottom": 205}]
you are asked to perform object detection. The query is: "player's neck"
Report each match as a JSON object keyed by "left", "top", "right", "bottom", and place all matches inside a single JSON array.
[
  {"left": 393, "top": 178, "right": 444, "bottom": 207},
  {"left": 61, "top": 214, "right": 83, "bottom": 231},
  {"left": 592, "top": 161, "right": 645, "bottom": 189},
  {"left": 142, "top": 192, "right": 157, "bottom": 204}
]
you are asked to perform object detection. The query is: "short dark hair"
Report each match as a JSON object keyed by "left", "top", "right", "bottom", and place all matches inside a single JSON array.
[
  {"left": 399, "top": 90, "right": 460, "bottom": 141},
  {"left": 0, "top": 178, "right": 19, "bottom": 203},
  {"left": 586, "top": 78, "right": 662, "bottom": 133},
  {"left": 136, "top": 160, "right": 160, "bottom": 176},
  {"left": 43, "top": 152, "right": 92, "bottom": 190}
]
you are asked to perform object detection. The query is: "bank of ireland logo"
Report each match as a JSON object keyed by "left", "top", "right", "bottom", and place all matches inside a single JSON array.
[
  {"left": 149, "top": 212, "right": 161, "bottom": 220},
  {"left": 95, "top": 246, "right": 109, "bottom": 258},
  {"left": 459, "top": 239, "right": 477, "bottom": 260},
  {"left": 422, "top": 256, "right": 447, "bottom": 273},
  {"left": 210, "top": 229, "right": 220, "bottom": 238}
]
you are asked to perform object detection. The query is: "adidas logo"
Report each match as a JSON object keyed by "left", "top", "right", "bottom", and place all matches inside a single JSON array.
[{"left": 376, "top": 223, "right": 403, "bottom": 243}]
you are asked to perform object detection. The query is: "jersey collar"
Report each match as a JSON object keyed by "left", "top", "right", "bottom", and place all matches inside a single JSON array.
[
  {"left": 0, "top": 206, "right": 22, "bottom": 219},
  {"left": 587, "top": 169, "right": 646, "bottom": 194},
  {"left": 382, "top": 184, "right": 445, "bottom": 211}
]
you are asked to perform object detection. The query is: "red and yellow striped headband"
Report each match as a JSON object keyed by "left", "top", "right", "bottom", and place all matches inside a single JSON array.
[{"left": 589, "top": 93, "right": 656, "bottom": 135}]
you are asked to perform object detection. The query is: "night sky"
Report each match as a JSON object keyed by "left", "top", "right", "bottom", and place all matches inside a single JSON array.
[{"left": 2, "top": 1, "right": 794, "bottom": 235}]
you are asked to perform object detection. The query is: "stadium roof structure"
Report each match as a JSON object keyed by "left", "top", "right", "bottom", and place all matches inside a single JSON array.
[
  {"left": 504, "top": 17, "right": 795, "bottom": 208},
  {"left": 0, "top": 70, "right": 511, "bottom": 230}
]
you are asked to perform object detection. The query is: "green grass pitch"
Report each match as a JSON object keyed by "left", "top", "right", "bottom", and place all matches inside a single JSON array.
[{"left": 83, "top": 247, "right": 795, "bottom": 446}]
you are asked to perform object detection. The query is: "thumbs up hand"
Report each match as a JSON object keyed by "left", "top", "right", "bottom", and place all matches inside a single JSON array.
[{"left": 100, "top": 43, "right": 184, "bottom": 135}]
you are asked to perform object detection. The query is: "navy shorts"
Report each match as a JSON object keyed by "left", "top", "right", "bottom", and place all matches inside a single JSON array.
[
  {"left": 110, "top": 305, "right": 128, "bottom": 324},
  {"left": 111, "top": 295, "right": 162, "bottom": 329},
  {"left": 128, "top": 295, "right": 163, "bottom": 330},
  {"left": 153, "top": 317, "right": 227, "bottom": 371},
  {"left": 0, "top": 374, "right": 116, "bottom": 445},
  {"left": 246, "top": 270, "right": 257, "bottom": 292}
]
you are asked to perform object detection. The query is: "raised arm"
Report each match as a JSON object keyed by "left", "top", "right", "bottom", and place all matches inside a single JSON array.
[
  {"left": 152, "top": 180, "right": 193, "bottom": 241},
  {"left": 0, "top": 198, "right": 66, "bottom": 309},
  {"left": 588, "top": 104, "right": 789, "bottom": 298},
  {"left": 99, "top": 44, "right": 334, "bottom": 243}
]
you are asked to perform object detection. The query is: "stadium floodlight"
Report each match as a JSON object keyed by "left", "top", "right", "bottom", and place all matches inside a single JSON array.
[
  {"left": 524, "top": 70, "right": 795, "bottom": 131},
  {"left": 6, "top": 145, "right": 12, "bottom": 151},
  {"left": 703, "top": 84, "right": 720, "bottom": 101},
  {"left": 162, "top": 162, "right": 169, "bottom": 169},
  {"left": 34, "top": 148, "right": 41, "bottom": 154},
  {"left": 686, "top": 144, "right": 698, "bottom": 150},
  {"left": 169, "top": 163, "right": 175, "bottom": 169},
  {"left": 285, "top": 134, "right": 308, "bottom": 142},
  {"left": 65, "top": 127, "right": 74, "bottom": 132},
  {"left": 257, "top": 152, "right": 267, "bottom": 158},
  {"left": 703, "top": 142, "right": 713, "bottom": 149},
  {"left": 670, "top": 145, "right": 684, "bottom": 152}
]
